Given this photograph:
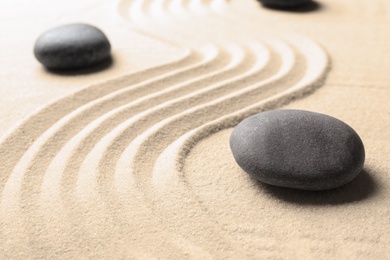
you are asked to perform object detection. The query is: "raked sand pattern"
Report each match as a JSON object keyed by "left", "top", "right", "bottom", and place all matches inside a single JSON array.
[
  {"left": 0, "top": 0, "right": 329, "bottom": 258},
  {"left": 15, "top": 0, "right": 390, "bottom": 258}
]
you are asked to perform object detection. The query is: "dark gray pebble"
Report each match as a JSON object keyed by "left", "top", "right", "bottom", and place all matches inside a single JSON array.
[
  {"left": 34, "top": 23, "right": 111, "bottom": 70},
  {"left": 258, "top": 0, "right": 311, "bottom": 8},
  {"left": 230, "top": 110, "right": 365, "bottom": 190}
]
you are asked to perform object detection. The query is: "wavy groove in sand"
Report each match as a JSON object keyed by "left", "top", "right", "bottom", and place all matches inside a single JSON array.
[
  {"left": 152, "top": 36, "right": 328, "bottom": 210},
  {"left": 0, "top": 0, "right": 330, "bottom": 258}
]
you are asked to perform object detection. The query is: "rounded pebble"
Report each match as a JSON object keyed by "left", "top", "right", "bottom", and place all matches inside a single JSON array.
[
  {"left": 230, "top": 110, "right": 365, "bottom": 190},
  {"left": 258, "top": 0, "right": 312, "bottom": 8},
  {"left": 34, "top": 23, "right": 111, "bottom": 70}
]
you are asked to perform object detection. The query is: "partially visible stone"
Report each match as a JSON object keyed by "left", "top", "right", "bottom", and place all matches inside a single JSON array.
[
  {"left": 34, "top": 23, "right": 111, "bottom": 70},
  {"left": 258, "top": 0, "right": 312, "bottom": 8},
  {"left": 230, "top": 109, "right": 365, "bottom": 190}
]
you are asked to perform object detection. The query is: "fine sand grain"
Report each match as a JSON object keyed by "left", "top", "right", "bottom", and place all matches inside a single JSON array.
[{"left": 0, "top": 0, "right": 389, "bottom": 259}]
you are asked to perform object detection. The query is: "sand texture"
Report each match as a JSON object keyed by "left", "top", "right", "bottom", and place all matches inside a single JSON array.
[{"left": 0, "top": 0, "right": 389, "bottom": 259}]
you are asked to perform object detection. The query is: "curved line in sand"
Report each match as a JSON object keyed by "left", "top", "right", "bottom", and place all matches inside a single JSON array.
[
  {"left": 0, "top": 48, "right": 205, "bottom": 257},
  {"left": 77, "top": 41, "right": 272, "bottom": 198},
  {"left": 0, "top": 41, "right": 269, "bottom": 257},
  {"left": 71, "top": 40, "right": 283, "bottom": 256},
  {"left": 1, "top": 45, "right": 222, "bottom": 207},
  {"left": 119, "top": 0, "right": 231, "bottom": 47},
  {"left": 115, "top": 39, "right": 298, "bottom": 196},
  {"left": 0, "top": 47, "right": 206, "bottom": 258},
  {"left": 129, "top": 0, "right": 152, "bottom": 24},
  {"left": 107, "top": 37, "right": 327, "bottom": 254},
  {"left": 155, "top": 37, "right": 329, "bottom": 181},
  {"left": 40, "top": 43, "right": 244, "bottom": 201},
  {"left": 0, "top": 48, "right": 195, "bottom": 200},
  {"left": 113, "top": 39, "right": 291, "bottom": 192},
  {"left": 151, "top": 37, "right": 329, "bottom": 233},
  {"left": 137, "top": 39, "right": 329, "bottom": 255},
  {"left": 35, "top": 41, "right": 276, "bottom": 257}
]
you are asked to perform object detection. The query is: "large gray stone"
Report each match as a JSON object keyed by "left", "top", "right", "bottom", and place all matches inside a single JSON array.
[
  {"left": 34, "top": 23, "right": 111, "bottom": 70},
  {"left": 230, "top": 110, "right": 365, "bottom": 190}
]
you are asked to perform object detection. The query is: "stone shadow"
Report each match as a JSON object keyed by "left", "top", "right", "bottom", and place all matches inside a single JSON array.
[{"left": 252, "top": 168, "right": 378, "bottom": 205}]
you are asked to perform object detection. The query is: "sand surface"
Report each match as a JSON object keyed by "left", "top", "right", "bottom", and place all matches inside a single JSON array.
[{"left": 0, "top": 0, "right": 389, "bottom": 259}]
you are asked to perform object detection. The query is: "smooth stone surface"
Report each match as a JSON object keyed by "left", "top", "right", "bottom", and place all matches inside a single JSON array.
[
  {"left": 230, "top": 110, "right": 365, "bottom": 190},
  {"left": 34, "top": 23, "right": 111, "bottom": 70},
  {"left": 258, "top": 0, "right": 312, "bottom": 8}
]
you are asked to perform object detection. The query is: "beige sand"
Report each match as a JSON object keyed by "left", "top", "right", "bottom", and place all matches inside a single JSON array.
[{"left": 0, "top": 0, "right": 389, "bottom": 259}]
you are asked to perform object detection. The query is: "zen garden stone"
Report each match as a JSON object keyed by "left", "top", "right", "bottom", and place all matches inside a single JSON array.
[
  {"left": 34, "top": 23, "right": 111, "bottom": 70},
  {"left": 258, "top": 0, "right": 312, "bottom": 8},
  {"left": 230, "top": 109, "right": 365, "bottom": 190}
]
